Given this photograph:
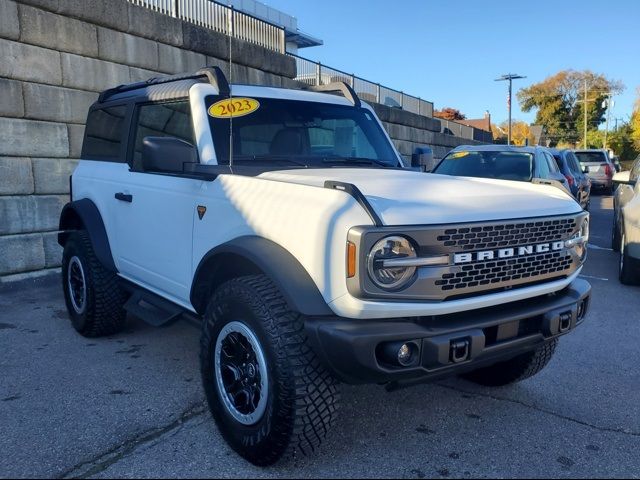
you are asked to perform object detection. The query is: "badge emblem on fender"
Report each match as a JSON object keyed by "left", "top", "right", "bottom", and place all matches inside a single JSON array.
[{"left": 197, "top": 205, "right": 207, "bottom": 220}]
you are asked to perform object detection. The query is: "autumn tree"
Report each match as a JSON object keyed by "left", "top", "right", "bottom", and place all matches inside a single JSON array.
[
  {"left": 517, "top": 70, "right": 624, "bottom": 145},
  {"left": 631, "top": 87, "right": 640, "bottom": 151},
  {"left": 434, "top": 107, "right": 466, "bottom": 121},
  {"left": 497, "top": 120, "right": 535, "bottom": 146}
]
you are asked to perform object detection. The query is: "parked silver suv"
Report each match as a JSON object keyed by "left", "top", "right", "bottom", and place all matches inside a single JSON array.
[{"left": 574, "top": 149, "right": 614, "bottom": 194}]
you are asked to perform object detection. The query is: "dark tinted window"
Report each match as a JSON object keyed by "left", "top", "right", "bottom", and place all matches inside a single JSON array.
[
  {"left": 434, "top": 150, "right": 533, "bottom": 181},
  {"left": 544, "top": 152, "right": 559, "bottom": 173},
  {"left": 131, "top": 101, "right": 194, "bottom": 170},
  {"left": 552, "top": 153, "right": 563, "bottom": 170},
  {"left": 82, "top": 106, "right": 128, "bottom": 161},
  {"left": 575, "top": 151, "right": 608, "bottom": 164},
  {"left": 207, "top": 96, "right": 399, "bottom": 168}
]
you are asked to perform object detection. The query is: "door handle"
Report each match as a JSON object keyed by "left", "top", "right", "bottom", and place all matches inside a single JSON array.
[{"left": 115, "top": 192, "right": 133, "bottom": 203}]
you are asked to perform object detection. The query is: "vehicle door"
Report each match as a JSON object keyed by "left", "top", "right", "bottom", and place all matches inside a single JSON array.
[{"left": 111, "top": 100, "right": 201, "bottom": 304}]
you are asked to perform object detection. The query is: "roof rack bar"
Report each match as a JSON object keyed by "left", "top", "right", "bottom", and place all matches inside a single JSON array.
[
  {"left": 98, "top": 66, "right": 230, "bottom": 103},
  {"left": 310, "top": 82, "right": 361, "bottom": 108}
]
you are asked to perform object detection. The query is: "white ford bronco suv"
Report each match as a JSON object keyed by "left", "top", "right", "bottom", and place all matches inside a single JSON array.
[{"left": 58, "top": 67, "right": 591, "bottom": 465}]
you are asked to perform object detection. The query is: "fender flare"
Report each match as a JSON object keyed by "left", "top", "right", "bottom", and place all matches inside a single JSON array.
[
  {"left": 58, "top": 199, "right": 117, "bottom": 272},
  {"left": 190, "top": 236, "right": 333, "bottom": 317}
]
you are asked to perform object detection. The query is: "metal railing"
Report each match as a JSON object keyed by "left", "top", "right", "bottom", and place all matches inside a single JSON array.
[
  {"left": 128, "top": 0, "right": 286, "bottom": 53},
  {"left": 289, "top": 53, "right": 434, "bottom": 118}
]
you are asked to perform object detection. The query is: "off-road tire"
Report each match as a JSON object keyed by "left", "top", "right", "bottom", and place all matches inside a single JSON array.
[
  {"left": 62, "top": 231, "right": 127, "bottom": 337},
  {"left": 200, "top": 274, "right": 340, "bottom": 466},
  {"left": 462, "top": 339, "right": 558, "bottom": 387},
  {"left": 619, "top": 233, "right": 639, "bottom": 285}
]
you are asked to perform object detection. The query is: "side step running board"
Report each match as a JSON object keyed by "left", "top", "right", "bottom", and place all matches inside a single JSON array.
[{"left": 123, "top": 289, "right": 185, "bottom": 327}]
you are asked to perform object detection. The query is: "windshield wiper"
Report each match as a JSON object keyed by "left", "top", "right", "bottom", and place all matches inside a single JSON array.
[{"left": 320, "top": 156, "right": 395, "bottom": 168}]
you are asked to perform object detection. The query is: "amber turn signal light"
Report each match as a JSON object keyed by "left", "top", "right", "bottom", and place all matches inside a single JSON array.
[{"left": 347, "top": 241, "right": 357, "bottom": 278}]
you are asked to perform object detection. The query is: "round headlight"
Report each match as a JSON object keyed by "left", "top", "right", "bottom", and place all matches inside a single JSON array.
[{"left": 367, "top": 236, "right": 417, "bottom": 290}]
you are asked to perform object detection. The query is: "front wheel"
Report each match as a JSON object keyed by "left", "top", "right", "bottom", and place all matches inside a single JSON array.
[
  {"left": 200, "top": 275, "right": 340, "bottom": 466},
  {"left": 462, "top": 339, "right": 558, "bottom": 387}
]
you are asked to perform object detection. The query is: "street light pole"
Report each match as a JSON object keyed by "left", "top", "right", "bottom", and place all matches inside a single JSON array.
[{"left": 495, "top": 74, "right": 526, "bottom": 145}]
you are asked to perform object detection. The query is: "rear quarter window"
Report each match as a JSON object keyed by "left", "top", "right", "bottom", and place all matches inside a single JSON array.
[{"left": 82, "top": 105, "right": 128, "bottom": 161}]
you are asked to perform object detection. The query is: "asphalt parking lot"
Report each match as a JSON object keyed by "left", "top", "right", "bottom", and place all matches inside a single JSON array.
[{"left": 1, "top": 195, "right": 639, "bottom": 479}]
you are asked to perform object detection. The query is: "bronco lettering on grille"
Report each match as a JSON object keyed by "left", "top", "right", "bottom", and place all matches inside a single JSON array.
[{"left": 453, "top": 241, "right": 565, "bottom": 264}]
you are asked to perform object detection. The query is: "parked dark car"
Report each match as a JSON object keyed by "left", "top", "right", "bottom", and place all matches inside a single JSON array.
[
  {"left": 550, "top": 148, "right": 591, "bottom": 210},
  {"left": 574, "top": 149, "right": 614, "bottom": 194},
  {"left": 433, "top": 145, "right": 572, "bottom": 195}
]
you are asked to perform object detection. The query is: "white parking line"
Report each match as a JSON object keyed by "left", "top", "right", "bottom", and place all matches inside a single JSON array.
[
  {"left": 580, "top": 274, "right": 609, "bottom": 281},
  {"left": 588, "top": 244, "right": 613, "bottom": 251}
]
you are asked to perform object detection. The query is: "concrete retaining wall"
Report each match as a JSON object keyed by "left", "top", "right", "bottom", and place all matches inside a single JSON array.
[{"left": 0, "top": 0, "right": 482, "bottom": 279}]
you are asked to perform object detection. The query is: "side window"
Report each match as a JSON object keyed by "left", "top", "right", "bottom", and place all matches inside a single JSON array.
[
  {"left": 545, "top": 153, "right": 559, "bottom": 173},
  {"left": 82, "top": 105, "right": 128, "bottom": 161},
  {"left": 131, "top": 101, "right": 194, "bottom": 171},
  {"left": 572, "top": 154, "right": 583, "bottom": 174},
  {"left": 537, "top": 153, "right": 550, "bottom": 178}
]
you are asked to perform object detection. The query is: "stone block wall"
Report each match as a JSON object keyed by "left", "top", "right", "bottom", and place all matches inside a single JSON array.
[
  {"left": 0, "top": 0, "right": 298, "bottom": 279},
  {"left": 0, "top": 0, "right": 483, "bottom": 280},
  {"left": 371, "top": 104, "right": 484, "bottom": 162}
]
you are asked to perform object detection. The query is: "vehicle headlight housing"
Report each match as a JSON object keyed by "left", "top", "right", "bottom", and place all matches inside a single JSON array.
[
  {"left": 576, "top": 217, "right": 589, "bottom": 260},
  {"left": 367, "top": 236, "right": 417, "bottom": 290}
]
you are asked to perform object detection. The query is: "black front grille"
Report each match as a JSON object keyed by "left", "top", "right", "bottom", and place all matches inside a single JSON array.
[
  {"left": 436, "top": 218, "right": 577, "bottom": 251},
  {"left": 436, "top": 250, "right": 573, "bottom": 291}
]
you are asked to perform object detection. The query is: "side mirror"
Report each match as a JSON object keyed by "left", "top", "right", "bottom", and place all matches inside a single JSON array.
[
  {"left": 142, "top": 136, "right": 198, "bottom": 173},
  {"left": 613, "top": 171, "right": 635, "bottom": 186},
  {"left": 411, "top": 146, "right": 438, "bottom": 172},
  {"left": 582, "top": 165, "right": 589, "bottom": 174}
]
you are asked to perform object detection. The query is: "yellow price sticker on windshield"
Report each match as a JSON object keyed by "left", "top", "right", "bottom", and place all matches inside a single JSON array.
[
  {"left": 208, "top": 98, "right": 260, "bottom": 118},
  {"left": 450, "top": 151, "right": 469, "bottom": 159}
]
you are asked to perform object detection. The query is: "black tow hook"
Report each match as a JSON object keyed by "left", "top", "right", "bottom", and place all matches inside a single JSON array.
[
  {"left": 558, "top": 311, "right": 572, "bottom": 333},
  {"left": 450, "top": 338, "right": 471, "bottom": 363}
]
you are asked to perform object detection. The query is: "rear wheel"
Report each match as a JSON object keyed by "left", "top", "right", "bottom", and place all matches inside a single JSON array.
[
  {"left": 61, "top": 231, "right": 127, "bottom": 337},
  {"left": 200, "top": 274, "right": 340, "bottom": 466},
  {"left": 612, "top": 213, "right": 621, "bottom": 251},
  {"left": 462, "top": 339, "right": 558, "bottom": 387},
  {"left": 619, "top": 233, "right": 639, "bottom": 285}
]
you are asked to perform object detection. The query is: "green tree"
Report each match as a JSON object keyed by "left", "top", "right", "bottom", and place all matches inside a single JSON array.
[{"left": 517, "top": 70, "right": 623, "bottom": 146}]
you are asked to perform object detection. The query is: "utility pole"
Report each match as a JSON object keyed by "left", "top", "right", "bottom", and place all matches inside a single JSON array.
[
  {"left": 495, "top": 73, "right": 526, "bottom": 145},
  {"left": 603, "top": 95, "right": 614, "bottom": 150},
  {"left": 577, "top": 79, "right": 599, "bottom": 149}
]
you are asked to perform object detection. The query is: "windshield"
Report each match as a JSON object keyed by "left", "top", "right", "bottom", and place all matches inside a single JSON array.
[
  {"left": 433, "top": 150, "right": 533, "bottom": 182},
  {"left": 574, "top": 151, "right": 608, "bottom": 164},
  {"left": 206, "top": 96, "right": 400, "bottom": 168}
]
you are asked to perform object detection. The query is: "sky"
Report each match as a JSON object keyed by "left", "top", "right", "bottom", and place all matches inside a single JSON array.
[{"left": 264, "top": 0, "right": 639, "bottom": 128}]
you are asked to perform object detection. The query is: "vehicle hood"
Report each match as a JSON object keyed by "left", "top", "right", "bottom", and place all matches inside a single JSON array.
[{"left": 258, "top": 168, "right": 581, "bottom": 225}]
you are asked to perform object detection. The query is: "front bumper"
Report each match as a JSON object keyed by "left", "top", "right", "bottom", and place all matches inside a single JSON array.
[{"left": 306, "top": 279, "right": 591, "bottom": 385}]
